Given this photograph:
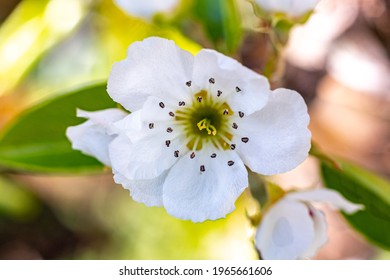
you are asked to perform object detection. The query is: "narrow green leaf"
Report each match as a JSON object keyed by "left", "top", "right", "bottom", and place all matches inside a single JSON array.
[
  {"left": 222, "top": 0, "right": 243, "bottom": 53},
  {"left": 321, "top": 160, "right": 390, "bottom": 250},
  {"left": 193, "top": 0, "right": 242, "bottom": 54},
  {"left": 0, "top": 84, "right": 116, "bottom": 173}
]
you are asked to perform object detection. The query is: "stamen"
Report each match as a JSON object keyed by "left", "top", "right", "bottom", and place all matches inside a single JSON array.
[
  {"left": 174, "top": 150, "right": 179, "bottom": 158},
  {"left": 200, "top": 165, "right": 206, "bottom": 172},
  {"left": 223, "top": 109, "right": 229, "bottom": 115},
  {"left": 159, "top": 102, "right": 165, "bottom": 108},
  {"left": 212, "top": 139, "right": 225, "bottom": 151},
  {"left": 192, "top": 136, "right": 201, "bottom": 151},
  {"left": 165, "top": 140, "right": 171, "bottom": 147},
  {"left": 217, "top": 90, "right": 222, "bottom": 97},
  {"left": 210, "top": 153, "right": 217, "bottom": 158},
  {"left": 186, "top": 81, "right": 192, "bottom": 87},
  {"left": 209, "top": 77, "right": 215, "bottom": 84},
  {"left": 232, "top": 123, "right": 238, "bottom": 129},
  {"left": 190, "top": 152, "right": 195, "bottom": 159},
  {"left": 174, "top": 111, "right": 187, "bottom": 117},
  {"left": 179, "top": 101, "right": 185, "bottom": 106},
  {"left": 167, "top": 127, "right": 173, "bottom": 133},
  {"left": 197, "top": 119, "right": 217, "bottom": 136},
  {"left": 228, "top": 161, "right": 235, "bottom": 166},
  {"left": 219, "top": 134, "right": 233, "bottom": 147},
  {"left": 169, "top": 112, "right": 175, "bottom": 117},
  {"left": 230, "top": 144, "right": 236, "bottom": 150},
  {"left": 197, "top": 96, "right": 203, "bottom": 102},
  {"left": 149, "top": 123, "right": 154, "bottom": 129},
  {"left": 236, "top": 86, "right": 241, "bottom": 92},
  {"left": 239, "top": 111, "right": 244, "bottom": 118},
  {"left": 241, "top": 137, "right": 249, "bottom": 143}
]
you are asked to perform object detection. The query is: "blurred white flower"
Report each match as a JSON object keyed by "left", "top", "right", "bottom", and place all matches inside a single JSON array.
[
  {"left": 255, "top": 189, "right": 363, "bottom": 259},
  {"left": 114, "top": 0, "right": 179, "bottom": 19},
  {"left": 67, "top": 37, "right": 311, "bottom": 222},
  {"left": 255, "top": 0, "right": 320, "bottom": 18},
  {"left": 285, "top": 0, "right": 359, "bottom": 70}
]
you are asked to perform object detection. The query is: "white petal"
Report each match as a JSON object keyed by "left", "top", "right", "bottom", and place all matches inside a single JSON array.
[
  {"left": 255, "top": 200, "right": 314, "bottom": 260},
  {"left": 107, "top": 37, "right": 194, "bottom": 112},
  {"left": 140, "top": 96, "right": 178, "bottom": 124},
  {"left": 290, "top": 0, "right": 320, "bottom": 17},
  {"left": 236, "top": 88, "right": 311, "bottom": 175},
  {"left": 66, "top": 108, "right": 126, "bottom": 166},
  {"left": 255, "top": 0, "right": 319, "bottom": 17},
  {"left": 113, "top": 172, "right": 166, "bottom": 207},
  {"left": 110, "top": 133, "right": 165, "bottom": 206},
  {"left": 114, "top": 0, "right": 178, "bottom": 19},
  {"left": 286, "top": 189, "right": 364, "bottom": 214},
  {"left": 301, "top": 205, "right": 328, "bottom": 258},
  {"left": 256, "top": 0, "right": 287, "bottom": 12},
  {"left": 112, "top": 97, "right": 180, "bottom": 141},
  {"left": 126, "top": 134, "right": 186, "bottom": 180},
  {"left": 110, "top": 128, "right": 186, "bottom": 181},
  {"left": 67, "top": 124, "right": 112, "bottom": 166},
  {"left": 111, "top": 111, "right": 143, "bottom": 138},
  {"left": 77, "top": 108, "right": 127, "bottom": 128},
  {"left": 109, "top": 134, "right": 134, "bottom": 178},
  {"left": 162, "top": 150, "right": 248, "bottom": 222},
  {"left": 192, "top": 49, "right": 270, "bottom": 115}
]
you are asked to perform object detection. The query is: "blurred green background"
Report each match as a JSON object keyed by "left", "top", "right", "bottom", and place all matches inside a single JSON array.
[{"left": 0, "top": 0, "right": 389, "bottom": 259}]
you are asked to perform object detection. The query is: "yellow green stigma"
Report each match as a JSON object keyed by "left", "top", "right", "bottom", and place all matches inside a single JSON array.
[{"left": 197, "top": 118, "right": 217, "bottom": 136}]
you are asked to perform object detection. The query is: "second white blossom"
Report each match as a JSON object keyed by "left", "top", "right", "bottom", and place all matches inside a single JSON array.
[{"left": 255, "top": 0, "right": 320, "bottom": 18}]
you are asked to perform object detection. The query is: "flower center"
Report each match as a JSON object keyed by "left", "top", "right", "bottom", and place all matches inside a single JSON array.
[
  {"left": 156, "top": 78, "right": 250, "bottom": 170},
  {"left": 175, "top": 90, "right": 233, "bottom": 151},
  {"left": 197, "top": 118, "right": 217, "bottom": 136}
]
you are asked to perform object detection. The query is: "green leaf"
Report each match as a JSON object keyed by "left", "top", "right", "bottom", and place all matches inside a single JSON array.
[
  {"left": 0, "top": 83, "right": 116, "bottom": 173},
  {"left": 321, "top": 160, "right": 390, "bottom": 250},
  {"left": 193, "top": 0, "right": 242, "bottom": 54}
]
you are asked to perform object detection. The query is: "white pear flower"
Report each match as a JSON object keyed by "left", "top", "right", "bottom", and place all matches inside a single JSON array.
[
  {"left": 255, "top": 189, "right": 364, "bottom": 260},
  {"left": 114, "top": 0, "right": 179, "bottom": 19},
  {"left": 255, "top": 0, "right": 320, "bottom": 18},
  {"left": 67, "top": 37, "right": 311, "bottom": 222}
]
